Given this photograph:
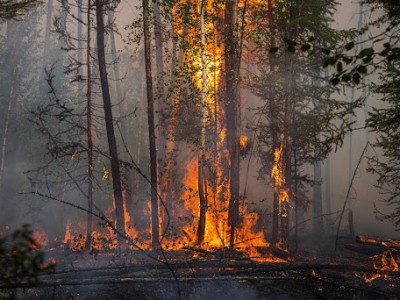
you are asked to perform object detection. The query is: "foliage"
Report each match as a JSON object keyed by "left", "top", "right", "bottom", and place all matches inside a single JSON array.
[
  {"left": 0, "top": 224, "right": 55, "bottom": 284},
  {"left": 246, "top": 0, "right": 352, "bottom": 192},
  {"left": 363, "top": 1, "right": 400, "bottom": 227},
  {"left": 0, "top": 0, "right": 41, "bottom": 19}
]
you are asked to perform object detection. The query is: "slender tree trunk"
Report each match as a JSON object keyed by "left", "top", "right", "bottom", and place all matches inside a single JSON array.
[
  {"left": 0, "top": 20, "right": 19, "bottom": 194},
  {"left": 43, "top": 0, "right": 54, "bottom": 67},
  {"left": 224, "top": 0, "right": 241, "bottom": 250},
  {"left": 77, "top": 0, "right": 83, "bottom": 70},
  {"left": 313, "top": 161, "right": 323, "bottom": 235},
  {"left": 325, "top": 156, "right": 333, "bottom": 228},
  {"left": 152, "top": 0, "right": 166, "bottom": 179},
  {"left": 267, "top": 0, "right": 280, "bottom": 245},
  {"left": 160, "top": 16, "right": 181, "bottom": 227},
  {"left": 85, "top": 0, "right": 93, "bottom": 250},
  {"left": 312, "top": 69, "right": 324, "bottom": 237},
  {"left": 143, "top": 0, "right": 159, "bottom": 250},
  {"left": 108, "top": 11, "right": 126, "bottom": 139},
  {"left": 197, "top": 0, "right": 208, "bottom": 244},
  {"left": 280, "top": 46, "right": 293, "bottom": 249},
  {"left": 95, "top": 0, "right": 126, "bottom": 244}
]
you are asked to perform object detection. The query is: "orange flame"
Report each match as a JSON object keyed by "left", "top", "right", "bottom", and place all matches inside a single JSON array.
[{"left": 271, "top": 141, "right": 289, "bottom": 218}]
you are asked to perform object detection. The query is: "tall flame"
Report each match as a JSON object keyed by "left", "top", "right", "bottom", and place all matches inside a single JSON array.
[{"left": 271, "top": 140, "right": 289, "bottom": 218}]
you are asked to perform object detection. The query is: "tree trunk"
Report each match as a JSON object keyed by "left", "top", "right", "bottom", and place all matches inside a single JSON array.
[
  {"left": 324, "top": 156, "right": 333, "bottom": 228},
  {"left": 95, "top": 0, "right": 126, "bottom": 244},
  {"left": 197, "top": 0, "right": 208, "bottom": 244},
  {"left": 268, "top": 0, "right": 280, "bottom": 246},
  {"left": 0, "top": 20, "right": 20, "bottom": 194},
  {"left": 280, "top": 46, "right": 293, "bottom": 249},
  {"left": 43, "top": 0, "right": 54, "bottom": 68},
  {"left": 152, "top": 0, "right": 166, "bottom": 180},
  {"left": 85, "top": 0, "right": 93, "bottom": 250},
  {"left": 108, "top": 11, "right": 126, "bottom": 140},
  {"left": 143, "top": 0, "right": 159, "bottom": 250},
  {"left": 313, "top": 160, "right": 323, "bottom": 236},
  {"left": 224, "top": 0, "right": 241, "bottom": 250}
]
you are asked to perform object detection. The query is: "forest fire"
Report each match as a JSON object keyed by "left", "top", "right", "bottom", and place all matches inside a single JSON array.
[{"left": 2, "top": 0, "right": 400, "bottom": 298}]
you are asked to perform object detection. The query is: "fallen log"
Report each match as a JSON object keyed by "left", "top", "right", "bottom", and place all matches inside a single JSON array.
[
  {"left": 356, "top": 235, "right": 400, "bottom": 249},
  {"left": 345, "top": 243, "right": 389, "bottom": 256}
]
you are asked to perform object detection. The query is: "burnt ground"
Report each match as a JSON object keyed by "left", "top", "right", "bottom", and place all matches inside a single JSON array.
[{"left": 1, "top": 235, "right": 399, "bottom": 300}]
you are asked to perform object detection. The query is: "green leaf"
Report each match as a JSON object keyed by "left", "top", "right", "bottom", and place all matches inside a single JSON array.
[
  {"left": 342, "top": 73, "right": 351, "bottom": 82},
  {"left": 357, "top": 65, "right": 367, "bottom": 74},
  {"left": 359, "top": 47, "right": 374, "bottom": 58},
  {"left": 383, "top": 42, "right": 391, "bottom": 49},
  {"left": 352, "top": 73, "right": 361, "bottom": 85},
  {"left": 321, "top": 48, "right": 331, "bottom": 55},
  {"left": 331, "top": 77, "right": 340, "bottom": 86},
  {"left": 345, "top": 41, "right": 355, "bottom": 51},
  {"left": 301, "top": 43, "right": 311, "bottom": 51},
  {"left": 343, "top": 56, "right": 353, "bottom": 64},
  {"left": 288, "top": 44, "right": 296, "bottom": 53},
  {"left": 337, "top": 61, "right": 343, "bottom": 73}
]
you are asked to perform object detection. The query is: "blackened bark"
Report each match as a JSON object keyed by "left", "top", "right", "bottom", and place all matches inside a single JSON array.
[
  {"left": 268, "top": 0, "right": 280, "bottom": 245},
  {"left": 197, "top": 163, "right": 207, "bottom": 244},
  {"left": 85, "top": 0, "right": 93, "bottom": 250},
  {"left": 143, "top": 0, "right": 159, "bottom": 250},
  {"left": 95, "top": 0, "right": 126, "bottom": 244},
  {"left": 225, "top": 0, "right": 241, "bottom": 250}
]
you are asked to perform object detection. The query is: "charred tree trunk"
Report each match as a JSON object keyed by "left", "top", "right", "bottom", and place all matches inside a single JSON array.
[
  {"left": 268, "top": 0, "right": 280, "bottom": 246},
  {"left": 95, "top": 0, "right": 126, "bottom": 244},
  {"left": 280, "top": 47, "right": 293, "bottom": 250},
  {"left": 197, "top": 0, "right": 208, "bottom": 244},
  {"left": 85, "top": 0, "right": 93, "bottom": 250},
  {"left": 143, "top": 0, "right": 159, "bottom": 250},
  {"left": 224, "top": 0, "right": 241, "bottom": 250}
]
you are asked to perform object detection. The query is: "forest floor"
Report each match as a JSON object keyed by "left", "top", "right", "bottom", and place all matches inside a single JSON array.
[{"left": 1, "top": 235, "right": 399, "bottom": 299}]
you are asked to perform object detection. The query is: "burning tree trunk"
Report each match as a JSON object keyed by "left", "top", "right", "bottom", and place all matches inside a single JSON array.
[
  {"left": 197, "top": 0, "right": 208, "bottom": 244},
  {"left": 95, "top": 0, "right": 126, "bottom": 244},
  {"left": 143, "top": 0, "right": 159, "bottom": 250},
  {"left": 85, "top": 0, "right": 93, "bottom": 250},
  {"left": 280, "top": 48, "right": 293, "bottom": 249},
  {"left": 224, "top": 0, "right": 241, "bottom": 250}
]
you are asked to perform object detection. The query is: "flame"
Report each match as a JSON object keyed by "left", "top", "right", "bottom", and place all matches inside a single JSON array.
[
  {"left": 239, "top": 135, "right": 249, "bottom": 151},
  {"left": 271, "top": 141, "right": 289, "bottom": 218},
  {"left": 373, "top": 250, "right": 399, "bottom": 272},
  {"left": 356, "top": 249, "right": 399, "bottom": 283}
]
